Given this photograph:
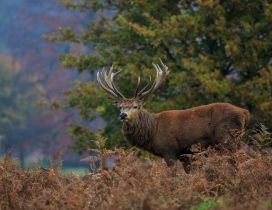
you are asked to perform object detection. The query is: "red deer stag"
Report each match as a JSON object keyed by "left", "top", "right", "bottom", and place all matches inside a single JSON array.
[{"left": 97, "top": 60, "right": 250, "bottom": 169}]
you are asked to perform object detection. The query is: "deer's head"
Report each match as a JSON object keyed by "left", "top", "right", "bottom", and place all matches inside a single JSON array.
[{"left": 97, "top": 60, "right": 169, "bottom": 122}]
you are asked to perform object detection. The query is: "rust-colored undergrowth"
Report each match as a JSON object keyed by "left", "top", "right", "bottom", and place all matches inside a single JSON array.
[{"left": 0, "top": 147, "right": 271, "bottom": 210}]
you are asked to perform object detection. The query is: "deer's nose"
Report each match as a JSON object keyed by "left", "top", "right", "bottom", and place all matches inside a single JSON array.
[{"left": 119, "top": 112, "right": 127, "bottom": 120}]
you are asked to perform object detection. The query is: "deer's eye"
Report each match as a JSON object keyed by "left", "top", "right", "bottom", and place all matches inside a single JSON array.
[{"left": 133, "top": 105, "right": 138, "bottom": 109}]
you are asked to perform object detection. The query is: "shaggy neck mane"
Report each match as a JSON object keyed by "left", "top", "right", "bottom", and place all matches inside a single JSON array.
[{"left": 122, "top": 110, "right": 156, "bottom": 149}]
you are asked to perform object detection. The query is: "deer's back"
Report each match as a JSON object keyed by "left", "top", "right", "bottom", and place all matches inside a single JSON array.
[{"left": 153, "top": 103, "right": 249, "bottom": 149}]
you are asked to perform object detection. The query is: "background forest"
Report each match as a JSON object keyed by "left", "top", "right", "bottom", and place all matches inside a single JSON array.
[
  {"left": 0, "top": 0, "right": 272, "bottom": 164},
  {"left": 0, "top": 0, "right": 103, "bottom": 167}
]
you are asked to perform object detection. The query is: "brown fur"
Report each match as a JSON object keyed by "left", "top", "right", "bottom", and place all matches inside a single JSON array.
[{"left": 122, "top": 102, "right": 250, "bottom": 166}]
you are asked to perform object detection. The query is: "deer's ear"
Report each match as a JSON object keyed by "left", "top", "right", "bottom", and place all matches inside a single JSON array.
[
  {"left": 139, "top": 95, "right": 149, "bottom": 103},
  {"left": 109, "top": 98, "right": 120, "bottom": 107},
  {"left": 139, "top": 100, "right": 146, "bottom": 107}
]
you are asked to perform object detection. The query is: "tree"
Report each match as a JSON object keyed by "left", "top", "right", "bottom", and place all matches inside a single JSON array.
[
  {"left": 48, "top": 0, "right": 272, "bottom": 153},
  {"left": 0, "top": 55, "right": 39, "bottom": 158}
]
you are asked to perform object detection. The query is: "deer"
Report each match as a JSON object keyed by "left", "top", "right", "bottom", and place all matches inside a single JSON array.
[{"left": 96, "top": 60, "right": 250, "bottom": 171}]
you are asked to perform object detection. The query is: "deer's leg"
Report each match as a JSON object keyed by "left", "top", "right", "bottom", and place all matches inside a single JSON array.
[
  {"left": 179, "top": 155, "right": 191, "bottom": 173},
  {"left": 164, "top": 154, "right": 176, "bottom": 166},
  {"left": 164, "top": 151, "right": 192, "bottom": 173}
]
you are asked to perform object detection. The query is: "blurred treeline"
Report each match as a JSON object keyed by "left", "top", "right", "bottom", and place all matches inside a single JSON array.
[
  {"left": 48, "top": 0, "right": 271, "bottom": 153},
  {"left": 0, "top": 0, "right": 94, "bottom": 165}
]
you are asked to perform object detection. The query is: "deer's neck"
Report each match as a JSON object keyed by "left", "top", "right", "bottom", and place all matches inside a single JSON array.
[{"left": 122, "top": 110, "right": 156, "bottom": 150}]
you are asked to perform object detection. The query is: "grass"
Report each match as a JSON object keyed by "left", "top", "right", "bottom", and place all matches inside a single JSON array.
[
  {"left": 191, "top": 199, "right": 224, "bottom": 210},
  {"left": 61, "top": 167, "right": 89, "bottom": 176}
]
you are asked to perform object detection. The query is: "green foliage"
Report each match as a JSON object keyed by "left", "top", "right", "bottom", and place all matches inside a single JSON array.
[
  {"left": 62, "top": 167, "right": 89, "bottom": 176},
  {"left": 67, "top": 124, "right": 97, "bottom": 154},
  {"left": 0, "top": 55, "right": 42, "bottom": 154},
  {"left": 249, "top": 123, "right": 272, "bottom": 149},
  {"left": 50, "top": 0, "right": 272, "bottom": 153},
  {"left": 0, "top": 56, "right": 26, "bottom": 131},
  {"left": 191, "top": 199, "right": 224, "bottom": 210}
]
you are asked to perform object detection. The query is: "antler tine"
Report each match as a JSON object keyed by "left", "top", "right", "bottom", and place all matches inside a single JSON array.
[
  {"left": 134, "top": 76, "right": 141, "bottom": 97},
  {"left": 104, "top": 65, "right": 126, "bottom": 98},
  {"left": 97, "top": 68, "right": 119, "bottom": 97},
  {"left": 137, "top": 75, "right": 152, "bottom": 96},
  {"left": 109, "top": 67, "right": 126, "bottom": 98},
  {"left": 137, "top": 60, "right": 168, "bottom": 98},
  {"left": 159, "top": 58, "right": 170, "bottom": 75},
  {"left": 97, "top": 65, "right": 126, "bottom": 99}
]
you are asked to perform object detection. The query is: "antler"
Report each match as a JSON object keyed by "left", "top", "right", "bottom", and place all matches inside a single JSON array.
[
  {"left": 97, "top": 65, "right": 126, "bottom": 99},
  {"left": 97, "top": 60, "right": 169, "bottom": 100},
  {"left": 135, "top": 59, "right": 169, "bottom": 99}
]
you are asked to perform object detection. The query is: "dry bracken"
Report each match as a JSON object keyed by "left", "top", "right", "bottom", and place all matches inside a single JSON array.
[{"left": 0, "top": 146, "right": 271, "bottom": 210}]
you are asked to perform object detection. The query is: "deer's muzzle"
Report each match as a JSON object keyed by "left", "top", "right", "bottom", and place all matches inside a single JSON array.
[{"left": 120, "top": 112, "right": 128, "bottom": 120}]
